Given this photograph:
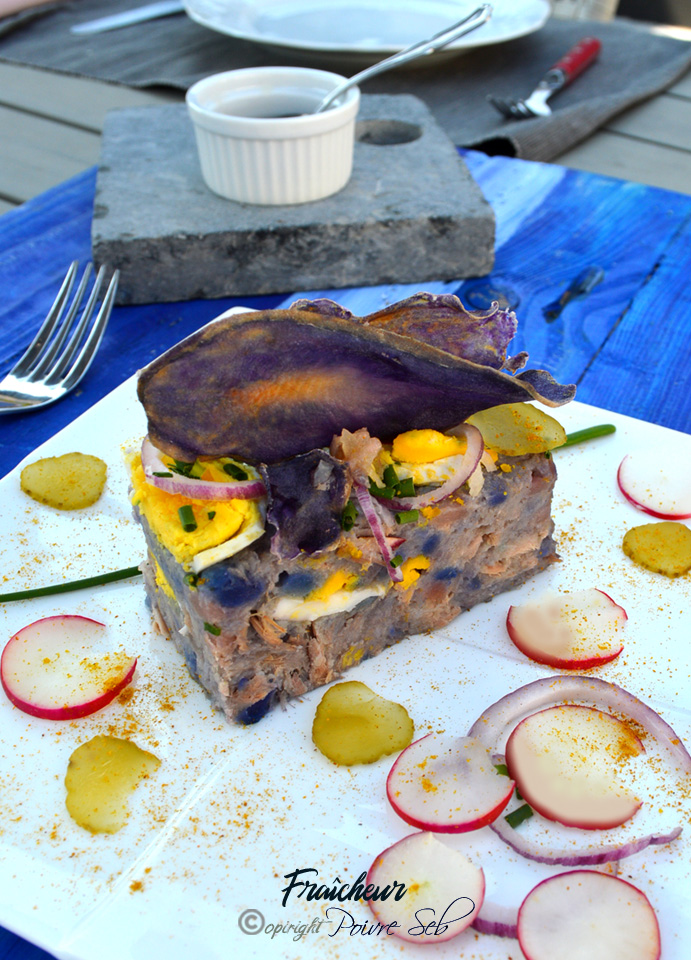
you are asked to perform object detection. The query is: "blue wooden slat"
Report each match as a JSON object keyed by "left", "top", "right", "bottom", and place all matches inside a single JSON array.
[
  {"left": 576, "top": 210, "right": 691, "bottom": 432},
  {"left": 460, "top": 152, "right": 691, "bottom": 394}
]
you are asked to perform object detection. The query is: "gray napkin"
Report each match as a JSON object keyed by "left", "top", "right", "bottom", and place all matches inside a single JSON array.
[{"left": 1, "top": 0, "right": 690, "bottom": 161}]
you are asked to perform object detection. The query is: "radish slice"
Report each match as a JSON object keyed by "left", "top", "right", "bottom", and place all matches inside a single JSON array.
[
  {"left": 505, "top": 705, "right": 644, "bottom": 830},
  {"left": 141, "top": 438, "right": 265, "bottom": 501},
  {"left": 367, "top": 832, "right": 484, "bottom": 942},
  {"left": 1, "top": 616, "right": 136, "bottom": 720},
  {"left": 617, "top": 449, "right": 691, "bottom": 519},
  {"left": 386, "top": 733, "right": 515, "bottom": 832},
  {"left": 507, "top": 589, "right": 626, "bottom": 669},
  {"left": 468, "top": 677, "right": 690, "bottom": 865},
  {"left": 517, "top": 871, "right": 660, "bottom": 960}
]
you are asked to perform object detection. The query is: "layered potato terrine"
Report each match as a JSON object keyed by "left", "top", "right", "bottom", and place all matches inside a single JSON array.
[{"left": 130, "top": 294, "right": 574, "bottom": 723}]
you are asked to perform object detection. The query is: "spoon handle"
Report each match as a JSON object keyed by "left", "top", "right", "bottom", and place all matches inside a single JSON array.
[{"left": 316, "top": 3, "right": 493, "bottom": 113}]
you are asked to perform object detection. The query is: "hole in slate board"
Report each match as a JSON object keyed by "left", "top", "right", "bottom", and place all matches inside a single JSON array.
[{"left": 356, "top": 120, "right": 422, "bottom": 145}]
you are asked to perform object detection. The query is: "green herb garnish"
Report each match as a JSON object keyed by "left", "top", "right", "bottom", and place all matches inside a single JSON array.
[
  {"left": 562, "top": 424, "right": 616, "bottom": 447},
  {"left": 204, "top": 622, "right": 221, "bottom": 636},
  {"left": 171, "top": 459, "right": 195, "bottom": 477},
  {"left": 341, "top": 501, "right": 358, "bottom": 531},
  {"left": 390, "top": 554, "right": 403, "bottom": 568},
  {"left": 152, "top": 471, "right": 173, "bottom": 477},
  {"left": 178, "top": 505, "right": 197, "bottom": 531},
  {"left": 223, "top": 461, "right": 249, "bottom": 481},
  {"left": 369, "top": 482, "right": 396, "bottom": 499},
  {"left": 395, "top": 477, "right": 416, "bottom": 498},
  {"left": 207, "top": 510, "right": 216, "bottom": 520},
  {"left": 493, "top": 763, "right": 509, "bottom": 777},
  {"left": 383, "top": 464, "right": 399, "bottom": 488},
  {"left": 505, "top": 803, "right": 533, "bottom": 829},
  {"left": 395, "top": 509, "right": 419, "bottom": 524},
  {"left": 185, "top": 572, "right": 200, "bottom": 589},
  {"left": 0, "top": 566, "right": 142, "bottom": 604}
]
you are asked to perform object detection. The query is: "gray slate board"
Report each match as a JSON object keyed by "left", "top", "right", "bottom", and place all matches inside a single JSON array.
[{"left": 92, "top": 94, "right": 494, "bottom": 305}]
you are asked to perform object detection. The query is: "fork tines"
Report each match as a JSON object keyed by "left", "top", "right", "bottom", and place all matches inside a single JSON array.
[{"left": 0, "top": 261, "right": 119, "bottom": 414}]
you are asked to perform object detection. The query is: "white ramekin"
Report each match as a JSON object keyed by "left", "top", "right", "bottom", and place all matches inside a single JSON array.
[{"left": 186, "top": 67, "right": 360, "bottom": 205}]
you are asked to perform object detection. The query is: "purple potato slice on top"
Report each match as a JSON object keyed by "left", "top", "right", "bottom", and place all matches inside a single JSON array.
[{"left": 137, "top": 300, "right": 575, "bottom": 465}]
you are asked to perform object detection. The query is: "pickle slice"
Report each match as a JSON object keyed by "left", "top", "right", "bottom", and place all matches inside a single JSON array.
[
  {"left": 622, "top": 521, "right": 691, "bottom": 578},
  {"left": 312, "top": 681, "right": 414, "bottom": 765},
  {"left": 65, "top": 735, "right": 160, "bottom": 833},
  {"left": 467, "top": 403, "right": 566, "bottom": 456}
]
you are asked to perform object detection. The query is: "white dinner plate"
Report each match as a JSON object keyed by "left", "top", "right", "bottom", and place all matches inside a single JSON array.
[
  {"left": 0, "top": 345, "right": 689, "bottom": 960},
  {"left": 183, "top": 0, "right": 551, "bottom": 63}
]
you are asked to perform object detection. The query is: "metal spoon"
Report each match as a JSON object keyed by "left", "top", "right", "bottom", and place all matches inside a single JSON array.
[{"left": 315, "top": 4, "right": 493, "bottom": 114}]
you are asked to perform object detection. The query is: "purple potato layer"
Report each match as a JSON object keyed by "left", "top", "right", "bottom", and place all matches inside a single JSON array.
[{"left": 137, "top": 452, "right": 558, "bottom": 724}]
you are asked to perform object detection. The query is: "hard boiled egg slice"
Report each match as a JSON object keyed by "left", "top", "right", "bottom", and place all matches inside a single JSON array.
[{"left": 273, "top": 570, "right": 388, "bottom": 622}]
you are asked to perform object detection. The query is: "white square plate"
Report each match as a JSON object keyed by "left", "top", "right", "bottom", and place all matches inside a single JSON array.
[{"left": 1, "top": 373, "right": 689, "bottom": 960}]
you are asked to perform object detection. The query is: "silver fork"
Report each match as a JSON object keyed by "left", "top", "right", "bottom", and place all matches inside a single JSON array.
[
  {"left": 488, "top": 37, "right": 601, "bottom": 120},
  {"left": 0, "top": 261, "right": 119, "bottom": 414}
]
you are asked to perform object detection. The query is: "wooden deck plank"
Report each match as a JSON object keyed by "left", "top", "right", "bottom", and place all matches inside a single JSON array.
[
  {"left": 605, "top": 91, "right": 691, "bottom": 151},
  {"left": 555, "top": 129, "right": 691, "bottom": 195},
  {"left": 0, "top": 62, "right": 180, "bottom": 133},
  {"left": 669, "top": 69, "right": 691, "bottom": 97},
  {"left": 0, "top": 104, "right": 100, "bottom": 203}
]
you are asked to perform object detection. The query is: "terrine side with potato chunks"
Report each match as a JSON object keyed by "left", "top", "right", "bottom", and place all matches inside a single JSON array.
[{"left": 129, "top": 294, "right": 574, "bottom": 724}]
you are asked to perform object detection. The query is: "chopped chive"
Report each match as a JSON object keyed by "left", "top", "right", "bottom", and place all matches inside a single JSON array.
[
  {"left": 562, "top": 424, "right": 616, "bottom": 447},
  {"left": 204, "top": 622, "right": 221, "bottom": 636},
  {"left": 341, "top": 501, "right": 358, "bottom": 531},
  {"left": 383, "top": 464, "right": 399, "bottom": 487},
  {"left": 369, "top": 482, "right": 395, "bottom": 499},
  {"left": 390, "top": 554, "right": 403, "bottom": 568},
  {"left": 178, "top": 505, "right": 197, "bottom": 531},
  {"left": 172, "top": 459, "right": 195, "bottom": 477},
  {"left": 223, "top": 461, "right": 248, "bottom": 481},
  {"left": 493, "top": 763, "right": 509, "bottom": 777},
  {"left": 395, "top": 477, "right": 416, "bottom": 498},
  {"left": 544, "top": 451, "right": 552, "bottom": 459},
  {"left": 207, "top": 510, "right": 216, "bottom": 520},
  {"left": 505, "top": 803, "right": 533, "bottom": 829},
  {"left": 185, "top": 572, "right": 200, "bottom": 589},
  {"left": 395, "top": 509, "right": 419, "bottom": 524},
  {"left": 0, "top": 566, "right": 142, "bottom": 604},
  {"left": 153, "top": 471, "right": 173, "bottom": 477}
]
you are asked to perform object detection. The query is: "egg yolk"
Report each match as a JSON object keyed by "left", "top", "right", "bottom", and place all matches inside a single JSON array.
[
  {"left": 129, "top": 454, "right": 252, "bottom": 566},
  {"left": 307, "top": 570, "right": 359, "bottom": 603},
  {"left": 392, "top": 429, "right": 466, "bottom": 463}
]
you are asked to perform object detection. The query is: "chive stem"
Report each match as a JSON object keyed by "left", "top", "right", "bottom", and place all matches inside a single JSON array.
[
  {"left": 505, "top": 803, "right": 533, "bottom": 829},
  {"left": 0, "top": 566, "right": 142, "bottom": 604},
  {"left": 562, "top": 424, "right": 616, "bottom": 447},
  {"left": 178, "top": 504, "right": 197, "bottom": 531},
  {"left": 395, "top": 509, "right": 419, "bottom": 524}
]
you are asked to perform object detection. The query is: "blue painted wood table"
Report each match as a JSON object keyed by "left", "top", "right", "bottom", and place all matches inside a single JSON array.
[{"left": 0, "top": 150, "right": 690, "bottom": 960}]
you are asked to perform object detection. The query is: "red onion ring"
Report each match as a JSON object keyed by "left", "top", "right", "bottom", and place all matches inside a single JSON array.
[
  {"left": 379, "top": 424, "right": 484, "bottom": 510},
  {"left": 472, "top": 901, "right": 518, "bottom": 939},
  {"left": 141, "top": 438, "right": 266, "bottom": 501},
  {"left": 467, "top": 677, "right": 690, "bottom": 866},
  {"left": 353, "top": 481, "right": 403, "bottom": 582}
]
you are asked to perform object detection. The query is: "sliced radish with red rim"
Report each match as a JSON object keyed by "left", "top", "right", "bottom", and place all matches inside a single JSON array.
[
  {"left": 517, "top": 870, "right": 660, "bottom": 960},
  {"left": 1, "top": 615, "right": 136, "bottom": 720},
  {"left": 617, "top": 449, "right": 691, "bottom": 519},
  {"left": 505, "top": 705, "right": 643, "bottom": 830},
  {"left": 386, "top": 733, "right": 514, "bottom": 832},
  {"left": 367, "top": 831, "right": 484, "bottom": 943},
  {"left": 507, "top": 588, "right": 626, "bottom": 669}
]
